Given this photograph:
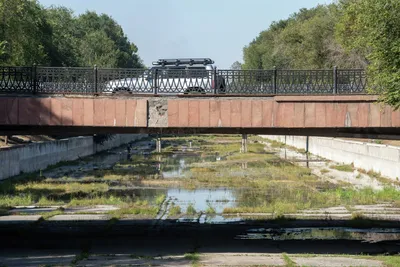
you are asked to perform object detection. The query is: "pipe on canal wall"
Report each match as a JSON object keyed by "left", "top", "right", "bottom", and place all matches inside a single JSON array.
[
  {"left": 0, "top": 134, "right": 147, "bottom": 180},
  {"left": 260, "top": 135, "right": 400, "bottom": 180}
]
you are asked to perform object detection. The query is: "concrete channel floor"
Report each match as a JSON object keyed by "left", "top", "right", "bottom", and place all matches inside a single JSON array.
[{"left": 0, "top": 253, "right": 385, "bottom": 267}]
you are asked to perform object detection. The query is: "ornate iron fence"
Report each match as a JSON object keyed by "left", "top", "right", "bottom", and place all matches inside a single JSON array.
[
  {"left": 0, "top": 66, "right": 368, "bottom": 96},
  {"left": 0, "top": 66, "right": 34, "bottom": 93}
]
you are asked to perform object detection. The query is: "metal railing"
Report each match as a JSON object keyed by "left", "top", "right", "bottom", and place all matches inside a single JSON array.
[{"left": 0, "top": 66, "right": 367, "bottom": 96}]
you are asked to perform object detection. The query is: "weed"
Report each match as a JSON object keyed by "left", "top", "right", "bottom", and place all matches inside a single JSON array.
[
  {"left": 169, "top": 204, "right": 182, "bottom": 217},
  {"left": 269, "top": 140, "right": 286, "bottom": 148},
  {"left": 71, "top": 251, "right": 89, "bottom": 265},
  {"left": 108, "top": 202, "right": 159, "bottom": 219},
  {"left": 68, "top": 196, "right": 126, "bottom": 207},
  {"left": 184, "top": 252, "right": 200, "bottom": 267},
  {"left": 320, "top": 169, "right": 330, "bottom": 174},
  {"left": 282, "top": 253, "right": 296, "bottom": 267},
  {"left": 41, "top": 209, "right": 64, "bottom": 220},
  {"left": 330, "top": 164, "right": 354, "bottom": 172},
  {"left": 129, "top": 254, "right": 154, "bottom": 260},
  {"left": 205, "top": 204, "right": 216, "bottom": 215},
  {"left": 155, "top": 194, "right": 166, "bottom": 206},
  {"left": 186, "top": 203, "right": 197, "bottom": 215}
]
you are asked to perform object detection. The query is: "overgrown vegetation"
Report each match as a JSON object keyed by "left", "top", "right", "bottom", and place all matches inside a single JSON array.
[
  {"left": 242, "top": 1, "right": 400, "bottom": 108},
  {"left": 0, "top": 0, "right": 143, "bottom": 68},
  {"left": 186, "top": 203, "right": 197, "bottom": 216}
]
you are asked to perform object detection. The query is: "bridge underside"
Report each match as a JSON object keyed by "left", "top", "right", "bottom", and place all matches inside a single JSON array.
[
  {"left": 0, "top": 95, "right": 399, "bottom": 139},
  {"left": 0, "top": 126, "right": 399, "bottom": 140}
]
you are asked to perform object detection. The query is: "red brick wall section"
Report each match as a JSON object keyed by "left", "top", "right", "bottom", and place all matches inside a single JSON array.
[
  {"left": 167, "top": 98, "right": 400, "bottom": 128},
  {"left": 0, "top": 96, "right": 399, "bottom": 128},
  {"left": 0, "top": 97, "right": 148, "bottom": 127}
]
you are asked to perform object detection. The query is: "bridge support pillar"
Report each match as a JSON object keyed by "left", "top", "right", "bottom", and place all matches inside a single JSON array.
[
  {"left": 156, "top": 137, "right": 162, "bottom": 153},
  {"left": 241, "top": 134, "right": 248, "bottom": 153}
]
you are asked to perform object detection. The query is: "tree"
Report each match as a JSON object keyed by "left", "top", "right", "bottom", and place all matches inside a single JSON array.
[
  {"left": 336, "top": 0, "right": 400, "bottom": 109},
  {"left": 0, "top": 2, "right": 144, "bottom": 68},
  {"left": 76, "top": 11, "right": 143, "bottom": 68},
  {"left": 231, "top": 61, "right": 242, "bottom": 70},
  {"left": 241, "top": 4, "right": 366, "bottom": 70},
  {"left": 0, "top": 0, "right": 52, "bottom": 65},
  {"left": 44, "top": 6, "right": 79, "bottom": 66}
]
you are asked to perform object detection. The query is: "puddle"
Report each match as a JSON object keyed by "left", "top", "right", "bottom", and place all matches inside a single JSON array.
[
  {"left": 167, "top": 188, "right": 236, "bottom": 214},
  {"left": 237, "top": 227, "right": 400, "bottom": 243}
]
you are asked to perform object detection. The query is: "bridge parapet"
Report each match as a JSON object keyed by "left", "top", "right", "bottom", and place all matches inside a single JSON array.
[{"left": 0, "top": 95, "right": 399, "bottom": 139}]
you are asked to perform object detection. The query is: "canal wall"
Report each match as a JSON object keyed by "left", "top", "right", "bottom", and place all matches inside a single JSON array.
[
  {"left": 260, "top": 135, "right": 400, "bottom": 180},
  {"left": 0, "top": 134, "right": 147, "bottom": 180}
]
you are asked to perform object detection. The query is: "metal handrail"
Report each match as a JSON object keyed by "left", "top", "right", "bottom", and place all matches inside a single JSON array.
[{"left": 0, "top": 66, "right": 368, "bottom": 96}]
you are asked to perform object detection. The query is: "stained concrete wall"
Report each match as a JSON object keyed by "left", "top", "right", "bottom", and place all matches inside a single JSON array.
[
  {"left": 261, "top": 135, "right": 400, "bottom": 180},
  {"left": 0, "top": 134, "right": 146, "bottom": 180}
]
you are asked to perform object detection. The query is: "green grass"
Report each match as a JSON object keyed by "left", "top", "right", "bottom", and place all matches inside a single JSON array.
[
  {"left": 379, "top": 255, "right": 400, "bottom": 267},
  {"left": 330, "top": 164, "right": 354, "bottom": 172},
  {"left": 186, "top": 203, "right": 197, "bottom": 215}
]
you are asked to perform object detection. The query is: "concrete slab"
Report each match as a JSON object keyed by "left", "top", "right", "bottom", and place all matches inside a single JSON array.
[
  {"left": 0, "top": 254, "right": 75, "bottom": 267},
  {"left": 78, "top": 255, "right": 191, "bottom": 267},
  {"left": 0, "top": 215, "right": 42, "bottom": 223},
  {"left": 292, "top": 256, "right": 383, "bottom": 267},
  {"left": 64, "top": 205, "right": 119, "bottom": 214},
  {"left": 301, "top": 206, "right": 349, "bottom": 214},
  {"left": 200, "top": 253, "right": 285, "bottom": 266},
  {"left": 48, "top": 214, "right": 111, "bottom": 221},
  {"left": 9, "top": 207, "right": 58, "bottom": 215}
]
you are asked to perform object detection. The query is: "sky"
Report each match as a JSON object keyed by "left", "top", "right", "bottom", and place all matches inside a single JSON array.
[{"left": 38, "top": 0, "right": 333, "bottom": 69}]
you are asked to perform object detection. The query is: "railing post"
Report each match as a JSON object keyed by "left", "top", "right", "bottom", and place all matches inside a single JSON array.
[
  {"left": 273, "top": 66, "right": 277, "bottom": 94},
  {"left": 213, "top": 67, "right": 217, "bottom": 95},
  {"left": 154, "top": 68, "right": 158, "bottom": 95},
  {"left": 333, "top": 66, "right": 338, "bottom": 94},
  {"left": 94, "top": 65, "right": 98, "bottom": 95},
  {"left": 32, "top": 63, "right": 37, "bottom": 95}
]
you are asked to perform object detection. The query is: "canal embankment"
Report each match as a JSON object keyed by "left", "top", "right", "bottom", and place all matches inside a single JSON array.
[
  {"left": 260, "top": 135, "right": 400, "bottom": 180},
  {"left": 0, "top": 134, "right": 147, "bottom": 180}
]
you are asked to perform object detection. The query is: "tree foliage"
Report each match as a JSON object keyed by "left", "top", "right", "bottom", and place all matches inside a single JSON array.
[
  {"left": 243, "top": 1, "right": 400, "bottom": 108},
  {"left": 336, "top": 0, "right": 400, "bottom": 109},
  {"left": 0, "top": 0, "right": 143, "bottom": 68}
]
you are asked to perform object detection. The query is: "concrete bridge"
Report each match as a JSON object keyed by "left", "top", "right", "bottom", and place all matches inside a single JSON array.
[{"left": 0, "top": 95, "right": 399, "bottom": 139}]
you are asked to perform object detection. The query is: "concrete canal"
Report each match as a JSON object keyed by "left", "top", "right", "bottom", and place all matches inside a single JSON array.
[{"left": 1, "top": 135, "right": 400, "bottom": 266}]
